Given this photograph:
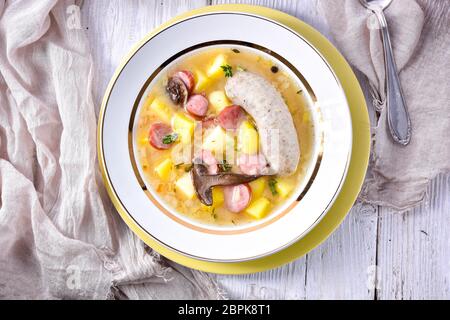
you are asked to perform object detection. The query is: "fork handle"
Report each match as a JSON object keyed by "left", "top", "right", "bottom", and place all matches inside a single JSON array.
[{"left": 375, "top": 10, "right": 411, "bottom": 145}]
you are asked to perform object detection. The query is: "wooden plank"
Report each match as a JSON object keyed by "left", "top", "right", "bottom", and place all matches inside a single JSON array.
[
  {"left": 218, "top": 261, "right": 307, "bottom": 299},
  {"left": 304, "top": 203, "right": 379, "bottom": 299},
  {"left": 212, "top": 0, "right": 332, "bottom": 38},
  {"left": 377, "top": 174, "right": 450, "bottom": 300},
  {"left": 303, "top": 67, "right": 379, "bottom": 299},
  {"left": 218, "top": 203, "right": 380, "bottom": 300}
]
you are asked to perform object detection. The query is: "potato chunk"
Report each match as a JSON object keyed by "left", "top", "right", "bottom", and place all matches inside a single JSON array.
[
  {"left": 246, "top": 197, "right": 271, "bottom": 219},
  {"left": 207, "top": 54, "right": 227, "bottom": 78},
  {"left": 175, "top": 173, "right": 196, "bottom": 199},
  {"left": 208, "top": 90, "right": 231, "bottom": 113},
  {"left": 194, "top": 70, "right": 209, "bottom": 92},
  {"left": 237, "top": 121, "right": 259, "bottom": 155},
  {"left": 249, "top": 177, "right": 266, "bottom": 199},
  {"left": 201, "top": 187, "right": 226, "bottom": 213},
  {"left": 154, "top": 158, "right": 173, "bottom": 181},
  {"left": 149, "top": 97, "right": 172, "bottom": 123},
  {"left": 276, "top": 178, "right": 296, "bottom": 198},
  {"left": 212, "top": 187, "right": 225, "bottom": 207},
  {"left": 203, "top": 126, "right": 235, "bottom": 155},
  {"left": 172, "top": 112, "right": 195, "bottom": 144}
]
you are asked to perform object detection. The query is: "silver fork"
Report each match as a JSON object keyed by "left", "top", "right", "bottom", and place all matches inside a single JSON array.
[{"left": 359, "top": 0, "right": 411, "bottom": 145}]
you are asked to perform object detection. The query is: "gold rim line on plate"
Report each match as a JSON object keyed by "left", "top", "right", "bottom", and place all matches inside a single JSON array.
[
  {"left": 96, "top": 5, "right": 366, "bottom": 268},
  {"left": 127, "top": 40, "right": 324, "bottom": 235},
  {"left": 100, "top": 13, "right": 347, "bottom": 261}
]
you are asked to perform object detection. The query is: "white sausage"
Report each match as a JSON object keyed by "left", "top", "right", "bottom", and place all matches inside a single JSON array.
[{"left": 225, "top": 71, "right": 300, "bottom": 175}]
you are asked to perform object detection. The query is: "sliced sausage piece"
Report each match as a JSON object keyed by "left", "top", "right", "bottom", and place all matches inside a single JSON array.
[
  {"left": 185, "top": 94, "right": 209, "bottom": 117},
  {"left": 223, "top": 184, "right": 252, "bottom": 213},
  {"left": 200, "top": 149, "right": 218, "bottom": 174},
  {"left": 238, "top": 153, "right": 268, "bottom": 175},
  {"left": 174, "top": 71, "right": 195, "bottom": 93},
  {"left": 217, "top": 105, "right": 246, "bottom": 130},
  {"left": 226, "top": 71, "right": 300, "bottom": 175},
  {"left": 200, "top": 117, "right": 217, "bottom": 130},
  {"left": 149, "top": 123, "right": 173, "bottom": 150}
]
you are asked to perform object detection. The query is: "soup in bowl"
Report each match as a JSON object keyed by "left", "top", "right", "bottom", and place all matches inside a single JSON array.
[{"left": 133, "top": 45, "right": 319, "bottom": 228}]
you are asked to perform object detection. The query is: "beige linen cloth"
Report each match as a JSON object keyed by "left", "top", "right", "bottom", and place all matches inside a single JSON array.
[
  {"left": 321, "top": 0, "right": 450, "bottom": 210},
  {"left": 0, "top": 0, "right": 223, "bottom": 299}
]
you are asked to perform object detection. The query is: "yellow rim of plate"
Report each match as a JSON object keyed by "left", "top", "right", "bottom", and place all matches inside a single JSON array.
[{"left": 97, "top": 4, "right": 370, "bottom": 274}]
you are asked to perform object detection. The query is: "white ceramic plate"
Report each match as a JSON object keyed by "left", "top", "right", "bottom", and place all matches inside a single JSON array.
[{"left": 100, "top": 12, "right": 352, "bottom": 262}]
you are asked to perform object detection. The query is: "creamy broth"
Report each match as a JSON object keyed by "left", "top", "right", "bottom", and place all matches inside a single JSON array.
[{"left": 135, "top": 47, "right": 315, "bottom": 226}]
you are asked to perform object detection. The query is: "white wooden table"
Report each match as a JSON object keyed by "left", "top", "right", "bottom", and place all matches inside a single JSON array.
[{"left": 81, "top": 0, "right": 450, "bottom": 300}]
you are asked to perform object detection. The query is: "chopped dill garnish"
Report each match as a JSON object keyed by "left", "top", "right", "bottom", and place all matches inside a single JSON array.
[
  {"left": 221, "top": 64, "right": 233, "bottom": 77},
  {"left": 162, "top": 133, "right": 178, "bottom": 144},
  {"left": 268, "top": 178, "right": 278, "bottom": 196},
  {"left": 231, "top": 48, "right": 240, "bottom": 53}
]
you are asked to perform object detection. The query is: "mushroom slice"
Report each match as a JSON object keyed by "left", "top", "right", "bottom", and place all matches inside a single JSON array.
[{"left": 191, "top": 163, "right": 260, "bottom": 206}]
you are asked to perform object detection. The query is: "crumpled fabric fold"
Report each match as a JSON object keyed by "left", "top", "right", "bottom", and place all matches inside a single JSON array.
[{"left": 320, "top": 0, "right": 450, "bottom": 210}]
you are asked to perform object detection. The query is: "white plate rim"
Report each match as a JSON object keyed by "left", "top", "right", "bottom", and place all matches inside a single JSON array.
[{"left": 99, "top": 11, "right": 353, "bottom": 262}]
